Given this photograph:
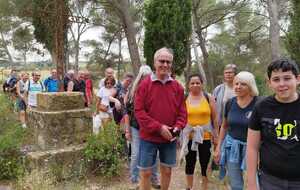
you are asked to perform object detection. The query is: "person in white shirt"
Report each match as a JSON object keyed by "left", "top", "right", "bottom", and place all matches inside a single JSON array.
[
  {"left": 96, "top": 77, "right": 121, "bottom": 124},
  {"left": 24, "top": 71, "right": 44, "bottom": 108},
  {"left": 98, "top": 67, "right": 115, "bottom": 89}
]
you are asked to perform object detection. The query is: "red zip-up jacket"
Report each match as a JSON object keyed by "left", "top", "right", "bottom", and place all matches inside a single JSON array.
[{"left": 134, "top": 75, "right": 187, "bottom": 143}]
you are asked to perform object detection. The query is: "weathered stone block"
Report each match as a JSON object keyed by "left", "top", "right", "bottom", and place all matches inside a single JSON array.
[
  {"left": 27, "top": 108, "right": 92, "bottom": 150},
  {"left": 26, "top": 145, "right": 86, "bottom": 180},
  {"left": 25, "top": 92, "right": 91, "bottom": 178},
  {"left": 37, "top": 92, "right": 85, "bottom": 111}
]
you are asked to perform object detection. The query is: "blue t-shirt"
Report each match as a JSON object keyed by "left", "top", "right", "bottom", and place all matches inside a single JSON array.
[
  {"left": 225, "top": 96, "right": 257, "bottom": 142},
  {"left": 44, "top": 77, "right": 59, "bottom": 92}
]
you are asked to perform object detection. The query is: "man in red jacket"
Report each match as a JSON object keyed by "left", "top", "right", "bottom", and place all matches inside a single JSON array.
[{"left": 135, "top": 47, "right": 187, "bottom": 190}]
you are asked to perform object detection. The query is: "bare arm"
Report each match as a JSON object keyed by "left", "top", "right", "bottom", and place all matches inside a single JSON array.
[
  {"left": 67, "top": 81, "right": 74, "bottom": 92},
  {"left": 23, "top": 82, "right": 29, "bottom": 105},
  {"left": 124, "top": 114, "right": 131, "bottom": 141},
  {"left": 217, "top": 120, "right": 228, "bottom": 149},
  {"left": 214, "top": 119, "right": 228, "bottom": 163},
  {"left": 96, "top": 97, "right": 108, "bottom": 112},
  {"left": 209, "top": 95, "right": 219, "bottom": 142},
  {"left": 16, "top": 81, "right": 22, "bottom": 99},
  {"left": 246, "top": 129, "right": 261, "bottom": 190}
]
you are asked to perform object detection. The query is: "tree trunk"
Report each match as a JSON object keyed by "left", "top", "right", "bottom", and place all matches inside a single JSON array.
[
  {"left": 117, "top": 33, "right": 123, "bottom": 80},
  {"left": 23, "top": 52, "right": 27, "bottom": 65},
  {"left": 184, "top": 46, "right": 192, "bottom": 89},
  {"left": 197, "top": 30, "right": 215, "bottom": 89},
  {"left": 267, "top": 0, "right": 281, "bottom": 61},
  {"left": 192, "top": 0, "right": 214, "bottom": 89},
  {"left": 54, "top": 0, "right": 68, "bottom": 90},
  {"left": 74, "top": 40, "right": 80, "bottom": 72},
  {"left": 191, "top": 19, "right": 207, "bottom": 85},
  {"left": 113, "top": 0, "right": 141, "bottom": 75},
  {"left": 64, "top": 26, "right": 69, "bottom": 72},
  {"left": 0, "top": 32, "right": 14, "bottom": 66}
]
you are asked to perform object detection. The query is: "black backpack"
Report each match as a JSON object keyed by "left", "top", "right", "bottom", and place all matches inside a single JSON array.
[
  {"left": 8, "top": 77, "right": 17, "bottom": 88},
  {"left": 63, "top": 76, "right": 70, "bottom": 91},
  {"left": 113, "top": 82, "right": 126, "bottom": 124}
]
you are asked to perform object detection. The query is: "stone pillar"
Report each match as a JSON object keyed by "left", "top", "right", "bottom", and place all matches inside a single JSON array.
[{"left": 26, "top": 92, "right": 92, "bottom": 178}]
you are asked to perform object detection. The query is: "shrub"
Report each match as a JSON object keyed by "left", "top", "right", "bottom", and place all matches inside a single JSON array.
[
  {"left": 83, "top": 121, "right": 125, "bottom": 178},
  {"left": 15, "top": 169, "right": 56, "bottom": 190},
  {"left": 0, "top": 93, "right": 25, "bottom": 180}
]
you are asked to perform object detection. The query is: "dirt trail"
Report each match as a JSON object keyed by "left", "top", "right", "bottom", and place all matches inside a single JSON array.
[{"left": 84, "top": 161, "right": 230, "bottom": 190}]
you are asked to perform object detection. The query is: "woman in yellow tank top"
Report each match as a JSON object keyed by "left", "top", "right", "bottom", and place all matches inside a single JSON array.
[{"left": 182, "top": 74, "right": 218, "bottom": 190}]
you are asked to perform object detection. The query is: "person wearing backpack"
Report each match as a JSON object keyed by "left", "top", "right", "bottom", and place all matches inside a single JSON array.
[
  {"left": 24, "top": 71, "right": 44, "bottom": 108},
  {"left": 213, "top": 64, "right": 237, "bottom": 132},
  {"left": 113, "top": 73, "right": 134, "bottom": 124},
  {"left": 179, "top": 74, "right": 218, "bottom": 190},
  {"left": 214, "top": 71, "right": 259, "bottom": 190},
  {"left": 3, "top": 69, "right": 17, "bottom": 93}
]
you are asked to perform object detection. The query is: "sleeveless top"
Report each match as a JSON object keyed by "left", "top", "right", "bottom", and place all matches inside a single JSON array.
[
  {"left": 19, "top": 80, "right": 27, "bottom": 94},
  {"left": 186, "top": 97, "right": 212, "bottom": 140}
]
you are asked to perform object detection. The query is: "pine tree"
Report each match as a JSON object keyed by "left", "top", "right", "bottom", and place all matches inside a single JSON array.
[
  {"left": 286, "top": 0, "right": 300, "bottom": 65},
  {"left": 144, "top": 0, "right": 192, "bottom": 75}
]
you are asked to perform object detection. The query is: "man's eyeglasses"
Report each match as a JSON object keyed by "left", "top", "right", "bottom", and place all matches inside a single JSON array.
[{"left": 158, "top": 60, "right": 172, "bottom": 64}]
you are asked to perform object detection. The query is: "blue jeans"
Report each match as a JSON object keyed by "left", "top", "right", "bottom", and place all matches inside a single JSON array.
[
  {"left": 130, "top": 127, "right": 159, "bottom": 183},
  {"left": 227, "top": 161, "right": 244, "bottom": 190}
]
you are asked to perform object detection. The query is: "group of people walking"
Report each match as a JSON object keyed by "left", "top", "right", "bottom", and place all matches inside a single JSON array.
[
  {"left": 122, "top": 47, "right": 300, "bottom": 190},
  {"left": 2, "top": 69, "right": 94, "bottom": 128},
  {"left": 2, "top": 46, "right": 300, "bottom": 190}
]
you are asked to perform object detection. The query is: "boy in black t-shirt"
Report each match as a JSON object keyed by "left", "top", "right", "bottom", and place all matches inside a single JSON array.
[{"left": 247, "top": 58, "right": 300, "bottom": 190}]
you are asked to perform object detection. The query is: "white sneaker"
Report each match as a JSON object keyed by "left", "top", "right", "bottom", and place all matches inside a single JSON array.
[{"left": 21, "top": 123, "right": 27, "bottom": 128}]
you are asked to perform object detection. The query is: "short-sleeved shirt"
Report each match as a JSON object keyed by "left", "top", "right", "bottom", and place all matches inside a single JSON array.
[
  {"left": 225, "top": 96, "right": 257, "bottom": 142},
  {"left": 249, "top": 95, "right": 300, "bottom": 181},
  {"left": 25, "top": 80, "right": 44, "bottom": 107},
  {"left": 223, "top": 84, "right": 234, "bottom": 109},
  {"left": 97, "top": 87, "right": 113, "bottom": 113},
  {"left": 18, "top": 80, "right": 27, "bottom": 94},
  {"left": 44, "top": 77, "right": 59, "bottom": 92}
]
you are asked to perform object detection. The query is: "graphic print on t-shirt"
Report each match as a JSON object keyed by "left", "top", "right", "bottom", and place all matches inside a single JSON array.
[
  {"left": 274, "top": 118, "right": 299, "bottom": 141},
  {"left": 245, "top": 111, "right": 253, "bottom": 119}
]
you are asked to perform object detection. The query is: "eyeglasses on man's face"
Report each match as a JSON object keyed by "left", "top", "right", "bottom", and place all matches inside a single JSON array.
[{"left": 158, "top": 59, "right": 172, "bottom": 64}]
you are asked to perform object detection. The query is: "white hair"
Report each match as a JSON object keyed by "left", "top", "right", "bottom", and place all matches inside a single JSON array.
[
  {"left": 67, "top": 69, "right": 75, "bottom": 75},
  {"left": 153, "top": 47, "right": 173, "bottom": 62},
  {"left": 235, "top": 71, "right": 259, "bottom": 96},
  {"left": 129, "top": 65, "right": 152, "bottom": 101}
]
